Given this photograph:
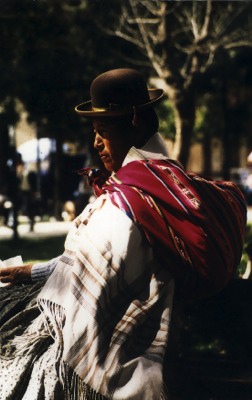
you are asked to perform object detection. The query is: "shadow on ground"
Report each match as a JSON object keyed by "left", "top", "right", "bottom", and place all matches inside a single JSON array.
[
  {"left": 1, "top": 233, "right": 252, "bottom": 400},
  {"left": 165, "top": 279, "right": 252, "bottom": 400},
  {"left": 0, "top": 235, "right": 65, "bottom": 262}
]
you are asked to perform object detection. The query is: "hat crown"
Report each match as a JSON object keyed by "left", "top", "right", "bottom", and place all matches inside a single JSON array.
[
  {"left": 75, "top": 68, "right": 163, "bottom": 117},
  {"left": 90, "top": 68, "right": 150, "bottom": 109}
]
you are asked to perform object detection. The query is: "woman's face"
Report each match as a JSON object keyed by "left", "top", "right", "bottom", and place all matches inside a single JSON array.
[{"left": 93, "top": 118, "right": 134, "bottom": 172}]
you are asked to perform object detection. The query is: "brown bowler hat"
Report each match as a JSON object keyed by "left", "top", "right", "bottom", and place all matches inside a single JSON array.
[{"left": 75, "top": 68, "right": 164, "bottom": 117}]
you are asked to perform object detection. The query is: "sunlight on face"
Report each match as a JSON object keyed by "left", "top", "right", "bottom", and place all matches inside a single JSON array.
[{"left": 93, "top": 118, "right": 133, "bottom": 172}]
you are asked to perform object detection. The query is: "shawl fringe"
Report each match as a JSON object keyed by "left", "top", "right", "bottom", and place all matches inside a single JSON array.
[
  {"left": 37, "top": 299, "right": 108, "bottom": 399},
  {"left": 160, "top": 381, "right": 170, "bottom": 400},
  {"left": 1, "top": 307, "right": 51, "bottom": 359},
  {"left": 37, "top": 298, "right": 66, "bottom": 341},
  {"left": 61, "top": 361, "right": 108, "bottom": 400}
]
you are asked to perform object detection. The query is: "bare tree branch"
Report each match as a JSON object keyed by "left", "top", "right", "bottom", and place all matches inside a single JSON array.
[
  {"left": 201, "top": 0, "right": 212, "bottom": 39},
  {"left": 140, "top": 0, "right": 162, "bottom": 17},
  {"left": 223, "top": 40, "right": 252, "bottom": 49},
  {"left": 128, "top": 0, "right": 165, "bottom": 77},
  {"left": 213, "top": 3, "right": 249, "bottom": 39},
  {"left": 113, "top": 29, "right": 145, "bottom": 49},
  {"left": 93, "top": 0, "right": 252, "bottom": 164}
]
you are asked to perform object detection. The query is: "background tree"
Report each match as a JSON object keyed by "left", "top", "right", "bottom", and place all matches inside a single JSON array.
[
  {"left": 1, "top": 0, "right": 252, "bottom": 236},
  {"left": 198, "top": 47, "right": 252, "bottom": 178},
  {"left": 92, "top": 0, "right": 252, "bottom": 167},
  {"left": 0, "top": 0, "right": 133, "bottom": 223}
]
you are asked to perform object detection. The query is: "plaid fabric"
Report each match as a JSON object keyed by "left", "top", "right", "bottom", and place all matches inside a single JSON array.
[
  {"left": 0, "top": 154, "right": 246, "bottom": 399},
  {"left": 0, "top": 194, "right": 174, "bottom": 399},
  {"left": 35, "top": 196, "right": 174, "bottom": 399},
  {"left": 87, "top": 158, "right": 247, "bottom": 299}
]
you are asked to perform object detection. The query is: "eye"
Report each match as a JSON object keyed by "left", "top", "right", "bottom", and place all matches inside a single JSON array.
[{"left": 94, "top": 128, "right": 107, "bottom": 138}]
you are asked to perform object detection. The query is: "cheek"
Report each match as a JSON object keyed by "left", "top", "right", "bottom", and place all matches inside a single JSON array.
[
  {"left": 105, "top": 139, "right": 121, "bottom": 157},
  {"left": 104, "top": 140, "right": 114, "bottom": 157},
  {"left": 104, "top": 133, "right": 134, "bottom": 170},
  {"left": 112, "top": 140, "right": 129, "bottom": 160}
]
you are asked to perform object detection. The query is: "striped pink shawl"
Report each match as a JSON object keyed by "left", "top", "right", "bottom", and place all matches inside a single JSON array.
[{"left": 86, "top": 159, "right": 247, "bottom": 299}]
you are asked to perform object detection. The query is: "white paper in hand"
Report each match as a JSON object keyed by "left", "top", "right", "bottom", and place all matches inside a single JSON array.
[{"left": 0, "top": 255, "right": 23, "bottom": 287}]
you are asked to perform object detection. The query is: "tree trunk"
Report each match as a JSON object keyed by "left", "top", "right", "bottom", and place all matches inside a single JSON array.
[
  {"left": 0, "top": 118, "right": 19, "bottom": 239},
  {"left": 202, "top": 130, "right": 212, "bottom": 177},
  {"left": 165, "top": 84, "right": 196, "bottom": 168},
  {"left": 53, "top": 131, "right": 63, "bottom": 220}
]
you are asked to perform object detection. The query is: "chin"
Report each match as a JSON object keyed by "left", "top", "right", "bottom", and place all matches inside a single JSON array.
[
  {"left": 103, "top": 163, "right": 113, "bottom": 173},
  {"left": 104, "top": 160, "right": 122, "bottom": 173}
]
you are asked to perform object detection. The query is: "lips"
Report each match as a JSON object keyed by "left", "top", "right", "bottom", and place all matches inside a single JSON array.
[{"left": 99, "top": 153, "right": 109, "bottom": 161}]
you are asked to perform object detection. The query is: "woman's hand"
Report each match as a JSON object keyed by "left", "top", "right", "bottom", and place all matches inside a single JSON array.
[{"left": 0, "top": 264, "right": 33, "bottom": 285}]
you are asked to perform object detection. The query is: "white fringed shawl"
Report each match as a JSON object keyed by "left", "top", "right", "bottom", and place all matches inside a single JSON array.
[
  {"left": 37, "top": 195, "right": 174, "bottom": 399},
  {"left": 0, "top": 135, "right": 174, "bottom": 400}
]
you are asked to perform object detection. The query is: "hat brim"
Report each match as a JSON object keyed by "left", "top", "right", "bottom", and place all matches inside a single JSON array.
[{"left": 75, "top": 88, "right": 164, "bottom": 117}]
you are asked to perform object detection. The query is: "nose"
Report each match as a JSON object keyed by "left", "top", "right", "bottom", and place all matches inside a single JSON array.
[{"left": 93, "top": 131, "right": 104, "bottom": 150}]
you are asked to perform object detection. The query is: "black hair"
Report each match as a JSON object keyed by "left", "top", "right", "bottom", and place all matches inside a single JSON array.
[
  {"left": 92, "top": 107, "right": 159, "bottom": 148},
  {"left": 135, "top": 107, "right": 159, "bottom": 133}
]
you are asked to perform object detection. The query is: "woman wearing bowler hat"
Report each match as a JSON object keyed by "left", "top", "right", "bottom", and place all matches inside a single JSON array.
[{"left": 0, "top": 68, "right": 247, "bottom": 399}]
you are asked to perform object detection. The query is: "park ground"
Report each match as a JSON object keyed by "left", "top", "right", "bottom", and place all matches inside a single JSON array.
[
  {"left": 1, "top": 206, "right": 252, "bottom": 241},
  {"left": 1, "top": 208, "right": 252, "bottom": 399}
]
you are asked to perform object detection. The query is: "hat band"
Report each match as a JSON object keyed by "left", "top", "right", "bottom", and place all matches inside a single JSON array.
[
  {"left": 92, "top": 103, "right": 133, "bottom": 112},
  {"left": 92, "top": 107, "right": 111, "bottom": 112},
  {"left": 92, "top": 103, "right": 132, "bottom": 113}
]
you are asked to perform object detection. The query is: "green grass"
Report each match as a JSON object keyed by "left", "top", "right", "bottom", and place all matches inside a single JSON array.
[{"left": 0, "top": 235, "right": 66, "bottom": 263}]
